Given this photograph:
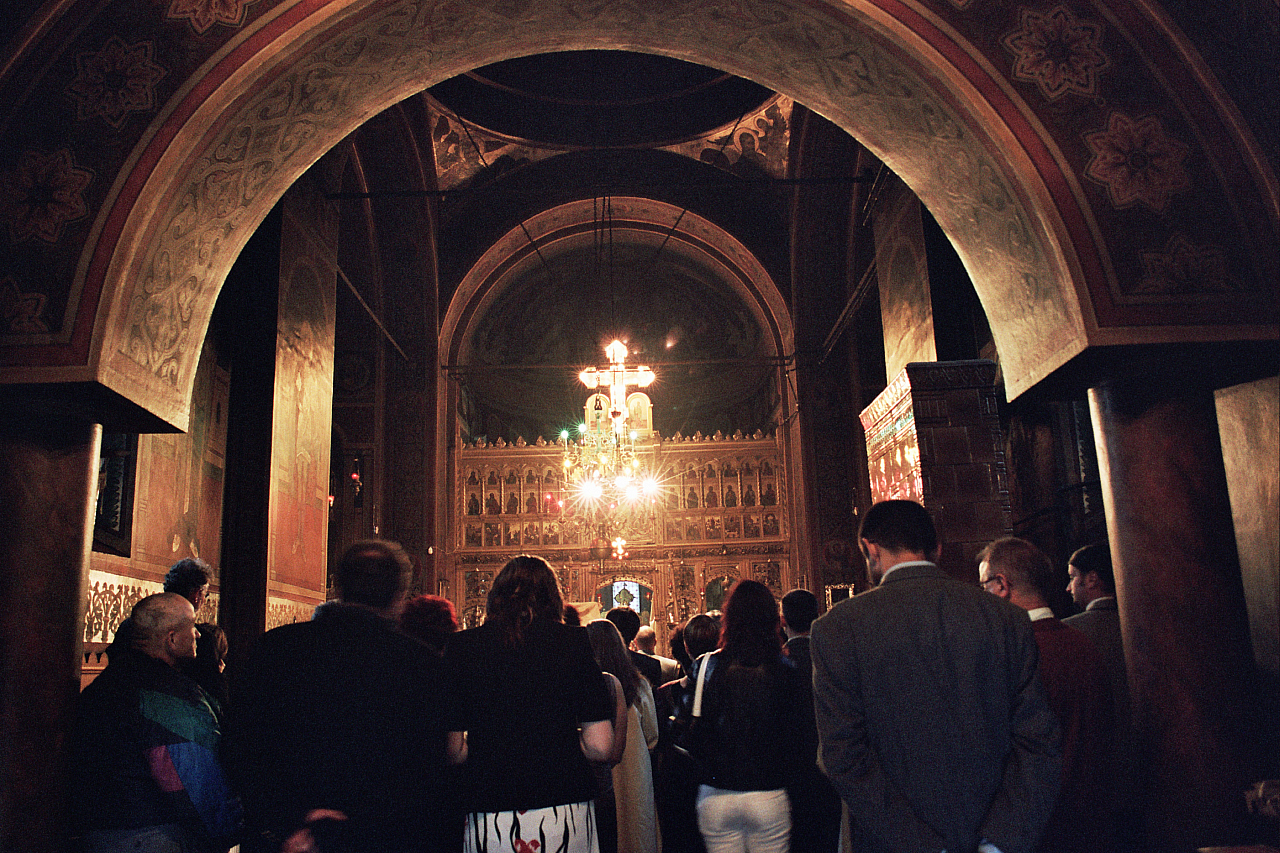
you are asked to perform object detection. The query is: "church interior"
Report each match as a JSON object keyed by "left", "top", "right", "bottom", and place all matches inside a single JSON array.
[{"left": 0, "top": 0, "right": 1277, "bottom": 850}]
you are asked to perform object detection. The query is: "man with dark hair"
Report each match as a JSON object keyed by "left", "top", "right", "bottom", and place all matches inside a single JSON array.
[
  {"left": 70, "top": 593, "right": 242, "bottom": 851},
  {"left": 780, "top": 589, "right": 840, "bottom": 853},
  {"left": 606, "top": 605, "right": 664, "bottom": 688},
  {"left": 810, "top": 500, "right": 1061, "bottom": 853},
  {"left": 1063, "top": 543, "right": 1141, "bottom": 849},
  {"left": 979, "top": 537, "right": 1115, "bottom": 852},
  {"left": 164, "top": 557, "right": 212, "bottom": 616},
  {"left": 228, "top": 540, "right": 447, "bottom": 853}
]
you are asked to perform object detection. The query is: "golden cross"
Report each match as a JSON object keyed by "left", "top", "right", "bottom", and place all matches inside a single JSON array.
[{"left": 579, "top": 340, "right": 654, "bottom": 434}]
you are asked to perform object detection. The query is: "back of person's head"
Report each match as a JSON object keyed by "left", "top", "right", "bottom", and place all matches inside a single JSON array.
[
  {"left": 195, "top": 622, "right": 228, "bottom": 665},
  {"left": 336, "top": 540, "right": 412, "bottom": 610},
  {"left": 563, "top": 603, "right": 582, "bottom": 627},
  {"left": 719, "top": 579, "right": 782, "bottom": 665},
  {"left": 587, "top": 619, "right": 642, "bottom": 707},
  {"left": 669, "top": 622, "right": 691, "bottom": 672},
  {"left": 486, "top": 555, "right": 564, "bottom": 646},
  {"left": 163, "top": 557, "right": 211, "bottom": 599},
  {"left": 634, "top": 625, "right": 657, "bottom": 653},
  {"left": 858, "top": 499, "right": 939, "bottom": 556},
  {"left": 189, "top": 622, "right": 229, "bottom": 690},
  {"left": 399, "top": 594, "right": 458, "bottom": 652},
  {"left": 130, "top": 592, "right": 193, "bottom": 655},
  {"left": 605, "top": 606, "right": 642, "bottom": 644},
  {"left": 683, "top": 613, "right": 720, "bottom": 660},
  {"left": 1070, "top": 543, "right": 1115, "bottom": 594},
  {"left": 978, "top": 536, "right": 1054, "bottom": 600},
  {"left": 781, "top": 588, "right": 819, "bottom": 633}
]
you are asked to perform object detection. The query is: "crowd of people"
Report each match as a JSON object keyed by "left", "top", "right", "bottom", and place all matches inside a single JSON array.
[{"left": 69, "top": 499, "right": 1136, "bottom": 853}]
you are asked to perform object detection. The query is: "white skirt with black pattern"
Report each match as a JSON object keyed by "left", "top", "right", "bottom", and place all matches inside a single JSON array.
[{"left": 463, "top": 801, "right": 599, "bottom": 853}]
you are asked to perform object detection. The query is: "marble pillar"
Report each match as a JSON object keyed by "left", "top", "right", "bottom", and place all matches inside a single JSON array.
[
  {"left": 1089, "top": 379, "right": 1261, "bottom": 850},
  {"left": 0, "top": 413, "right": 100, "bottom": 853}
]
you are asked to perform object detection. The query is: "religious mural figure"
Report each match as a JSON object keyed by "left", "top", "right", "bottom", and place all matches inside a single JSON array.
[
  {"left": 506, "top": 493, "right": 520, "bottom": 514},
  {"left": 725, "top": 488, "right": 737, "bottom": 508},
  {"left": 744, "top": 486, "right": 757, "bottom": 506},
  {"left": 763, "top": 513, "right": 779, "bottom": 536},
  {"left": 687, "top": 489, "right": 699, "bottom": 509},
  {"left": 705, "top": 488, "right": 719, "bottom": 508},
  {"left": 467, "top": 494, "right": 480, "bottom": 515},
  {"left": 486, "top": 493, "right": 500, "bottom": 514},
  {"left": 762, "top": 483, "right": 777, "bottom": 505},
  {"left": 744, "top": 515, "right": 760, "bottom": 537}
]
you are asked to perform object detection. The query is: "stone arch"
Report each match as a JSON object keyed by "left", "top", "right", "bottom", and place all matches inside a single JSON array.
[
  {"left": 8, "top": 0, "right": 1265, "bottom": 434},
  {"left": 61, "top": 0, "right": 1117, "bottom": 431}
]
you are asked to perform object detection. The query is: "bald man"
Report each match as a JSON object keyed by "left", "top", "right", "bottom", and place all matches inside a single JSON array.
[
  {"left": 978, "top": 537, "right": 1115, "bottom": 852},
  {"left": 633, "top": 625, "right": 680, "bottom": 683},
  {"left": 70, "top": 593, "right": 242, "bottom": 852}
]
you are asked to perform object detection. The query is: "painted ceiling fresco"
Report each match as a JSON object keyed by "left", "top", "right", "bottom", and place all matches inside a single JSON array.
[{"left": 0, "top": 0, "right": 1273, "bottom": 424}]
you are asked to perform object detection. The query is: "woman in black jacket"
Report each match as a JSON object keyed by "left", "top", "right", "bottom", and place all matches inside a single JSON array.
[{"left": 691, "top": 580, "right": 805, "bottom": 853}]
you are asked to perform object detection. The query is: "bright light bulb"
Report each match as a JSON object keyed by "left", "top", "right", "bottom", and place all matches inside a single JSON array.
[{"left": 642, "top": 478, "right": 659, "bottom": 495}]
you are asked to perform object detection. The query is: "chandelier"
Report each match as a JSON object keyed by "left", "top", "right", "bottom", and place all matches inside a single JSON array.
[{"left": 559, "top": 340, "right": 665, "bottom": 550}]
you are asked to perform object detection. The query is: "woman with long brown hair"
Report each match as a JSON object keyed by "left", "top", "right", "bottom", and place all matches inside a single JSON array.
[
  {"left": 689, "top": 580, "right": 804, "bottom": 853},
  {"left": 586, "top": 619, "right": 659, "bottom": 853},
  {"left": 443, "top": 555, "right": 624, "bottom": 853}
]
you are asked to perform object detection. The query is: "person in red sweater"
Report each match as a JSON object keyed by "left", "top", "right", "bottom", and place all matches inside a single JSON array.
[{"left": 979, "top": 537, "right": 1116, "bottom": 853}]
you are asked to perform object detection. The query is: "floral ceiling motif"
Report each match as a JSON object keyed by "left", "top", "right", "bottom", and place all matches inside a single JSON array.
[
  {"left": 67, "top": 37, "right": 168, "bottom": 128},
  {"left": 0, "top": 149, "right": 94, "bottom": 244},
  {"left": 166, "top": 0, "right": 260, "bottom": 34},
  {"left": 1, "top": 278, "right": 50, "bottom": 334},
  {"left": 1002, "top": 5, "right": 1109, "bottom": 101},
  {"left": 1084, "top": 111, "right": 1190, "bottom": 212},
  {"left": 1140, "top": 235, "right": 1233, "bottom": 295}
]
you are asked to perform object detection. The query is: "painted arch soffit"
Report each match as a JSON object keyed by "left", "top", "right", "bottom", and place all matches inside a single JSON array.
[{"left": 1, "top": 0, "right": 1271, "bottom": 423}]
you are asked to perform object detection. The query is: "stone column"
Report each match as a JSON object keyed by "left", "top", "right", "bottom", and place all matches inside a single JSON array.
[
  {"left": 1089, "top": 379, "right": 1260, "bottom": 850},
  {"left": 859, "top": 360, "right": 1009, "bottom": 579},
  {"left": 0, "top": 412, "right": 100, "bottom": 853}
]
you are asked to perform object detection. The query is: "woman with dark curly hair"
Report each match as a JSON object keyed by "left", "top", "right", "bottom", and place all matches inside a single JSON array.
[
  {"left": 689, "top": 580, "right": 804, "bottom": 853},
  {"left": 443, "top": 555, "right": 624, "bottom": 853}
]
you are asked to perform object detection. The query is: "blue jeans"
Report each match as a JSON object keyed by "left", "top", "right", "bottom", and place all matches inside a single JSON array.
[{"left": 696, "top": 785, "right": 790, "bottom": 853}]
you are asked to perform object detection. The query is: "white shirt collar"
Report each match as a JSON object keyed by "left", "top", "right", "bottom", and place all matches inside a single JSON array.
[
  {"left": 879, "top": 559, "right": 935, "bottom": 584},
  {"left": 1086, "top": 595, "right": 1116, "bottom": 611},
  {"left": 1027, "top": 606, "right": 1054, "bottom": 622}
]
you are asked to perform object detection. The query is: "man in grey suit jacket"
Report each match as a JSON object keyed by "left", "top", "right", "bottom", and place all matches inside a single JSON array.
[{"left": 810, "top": 500, "right": 1062, "bottom": 853}]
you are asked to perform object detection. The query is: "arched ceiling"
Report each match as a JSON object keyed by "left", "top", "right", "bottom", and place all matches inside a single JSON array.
[
  {"left": 443, "top": 196, "right": 791, "bottom": 443},
  {"left": 462, "top": 230, "right": 774, "bottom": 440},
  {"left": 428, "top": 51, "right": 776, "bottom": 148},
  {"left": 0, "top": 0, "right": 1274, "bottom": 431}
]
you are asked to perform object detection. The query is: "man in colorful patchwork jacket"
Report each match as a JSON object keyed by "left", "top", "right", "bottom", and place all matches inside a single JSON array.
[{"left": 70, "top": 592, "right": 243, "bottom": 852}]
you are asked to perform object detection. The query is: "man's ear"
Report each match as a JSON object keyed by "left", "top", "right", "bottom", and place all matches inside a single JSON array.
[{"left": 1084, "top": 570, "right": 1103, "bottom": 593}]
